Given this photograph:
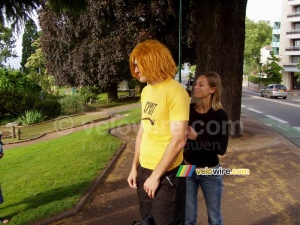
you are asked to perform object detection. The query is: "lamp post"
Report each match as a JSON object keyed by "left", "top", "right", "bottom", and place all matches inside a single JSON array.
[
  {"left": 259, "top": 63, "right": 262, "bottom": 87},
  {"left": 178, "top": 0, "right": 182, "bottom": 84},
  {"left": 259, "top": 62, "right": 263, "bottom": 87}
]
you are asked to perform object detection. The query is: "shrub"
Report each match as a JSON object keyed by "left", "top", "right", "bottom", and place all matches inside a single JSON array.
[
  {"left": 59, "top": 95, "right": 85, "bottom": 115},
  {"left": 0, "top": 68, "right": 42, "bottom": 116},
  {"left": 249, "top": 76, "right": 272, "bottom": 85},
  {"left": 249, "top": 75, "right": 260, "bottom": 84},
  {"left": 35, "top": 100, "right": 61, "bottom": 119},
  {"left": 18, "top": 110, "right": 46, "bottom": 125},
  {"left": 79, "top": 86, "right": 101, "bottom": 104}
]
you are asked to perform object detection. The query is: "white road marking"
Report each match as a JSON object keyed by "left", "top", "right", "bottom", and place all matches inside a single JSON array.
[
  {"left": 247, "top": 108, "right": 263, "bottom": 114},
  {"left": 265, "top": 115, "right": 289, "bottom": 124},
  {"left": 243, "top": 93, "right": 300, "bottom": 108},
  {"left": 294, "top": 127, "right": 300, "bottom": 131},
  {"left": 241, "top": 105, "right": 246, "bottom": 107}
]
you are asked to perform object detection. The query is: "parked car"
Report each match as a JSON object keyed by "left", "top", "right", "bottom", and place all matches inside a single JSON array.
[
  {"left": 186, "top": 78, "right": 194, "bottom": 96},
  {"left": 261, "top": 84, "right": 288, "bottom": 99}
]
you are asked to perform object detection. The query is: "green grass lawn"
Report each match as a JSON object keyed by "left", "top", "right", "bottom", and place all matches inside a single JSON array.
[
  {"left": 2, "top": 113, "right": 110, "bottom": 144},
  {"left": 0, "top": 107, "right": 141, "bottom": 225},
  {"left": 2, "top": 97, "right": 140, "bottom": 144}
]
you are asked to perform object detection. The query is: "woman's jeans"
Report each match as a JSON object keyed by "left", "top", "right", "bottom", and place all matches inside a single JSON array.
[{"left": 185, "top": 164, "right": 223, "bottom": 225}]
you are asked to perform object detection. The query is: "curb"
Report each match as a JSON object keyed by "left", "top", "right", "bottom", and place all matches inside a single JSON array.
[{"left": 33, "top": 126, "right": 128, "bottom": 225}]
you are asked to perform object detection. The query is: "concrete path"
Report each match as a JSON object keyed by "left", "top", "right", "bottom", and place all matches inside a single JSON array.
[
  {"left": 5, "top": 102, "right": 300, "bottom": 225},
  {"left": 49, "top": 114, "right": 300, "bottom": 225}
]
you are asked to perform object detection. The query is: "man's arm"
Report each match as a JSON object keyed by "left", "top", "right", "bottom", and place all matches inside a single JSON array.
[
  {"left": 127, "top": 124, "right": 143, "bottom": 188},
  {"left": 143, "top": 121, "right": 188, "bottom": 198}
]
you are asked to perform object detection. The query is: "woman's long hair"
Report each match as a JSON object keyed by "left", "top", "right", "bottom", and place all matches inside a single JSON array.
[
  {"left": 198, "top": 71, "right": 223, "bottom": 111},
  {"left": 129, "top": 40, "right": 177, "bottom": 82}
]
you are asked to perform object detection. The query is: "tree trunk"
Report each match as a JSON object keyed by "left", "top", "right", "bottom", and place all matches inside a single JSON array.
[
  {"left": 107, "top": 83, "right": 118, "bottom": 101},
  {"left": 193, "top": 0, "right": 247, "bottom": 137}
]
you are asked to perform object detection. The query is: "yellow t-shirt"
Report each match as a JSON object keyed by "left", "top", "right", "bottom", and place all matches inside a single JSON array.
[{"left": 140, "top": 78, "right": 190, "bottom": 170}]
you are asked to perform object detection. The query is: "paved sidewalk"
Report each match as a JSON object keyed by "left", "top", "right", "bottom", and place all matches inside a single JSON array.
[
  {"left": 6, "top": 102, "right": 300, "bottom": 225},
  {"left": 49, "top": 114, "right": 300, "bottom": 225}
]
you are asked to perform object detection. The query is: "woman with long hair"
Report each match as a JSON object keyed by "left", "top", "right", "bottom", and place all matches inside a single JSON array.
[{"left": 184, "top": 72, "right": 229, "bottom": 225}]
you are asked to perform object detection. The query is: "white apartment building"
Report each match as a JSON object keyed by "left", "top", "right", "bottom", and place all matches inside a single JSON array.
[{"left": 279, "top": 0, "right": 300, "bottom": 90}]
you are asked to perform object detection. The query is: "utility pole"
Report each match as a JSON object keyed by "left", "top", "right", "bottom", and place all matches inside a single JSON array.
[
  {"left": 178, "top": 0, "right": 182, "bottom": 84},
  {"left": 259, "top": 62, "right": 263, "bottom": 87}
]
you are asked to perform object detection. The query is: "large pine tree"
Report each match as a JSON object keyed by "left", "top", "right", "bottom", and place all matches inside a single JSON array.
[{"left": 21, "top": 20, "right": 39, "bottom": 73}]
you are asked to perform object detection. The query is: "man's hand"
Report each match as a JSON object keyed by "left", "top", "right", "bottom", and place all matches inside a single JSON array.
[
  {"left": 143, "top": 175, "right": 160, "bottom": 198},
  {"left": 187, "top": 126, "right": 197, "bottom": 140},
  {"left": 127, "top": 168, "right": 138, "bottom": 188}
]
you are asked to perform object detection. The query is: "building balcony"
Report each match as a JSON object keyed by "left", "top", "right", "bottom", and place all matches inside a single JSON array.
[
  {"left": 286, "top": 46, "right": 300, "bottom": 51},
  {"left": 286, "top": 30, "right": 300, "bottom": 39},
  {"left": 285, "top": 47, "right": 300, "bottom": 55},
  {"left": 271, "top": 42, "right": 280, "bottom": 48},
  {"left": 288, "top": 0, "right": 300, "bottom": 6},
  {"left": 272, "top": 29, "right": 280, "bottom": 35},
  {"left": 287, "top": 12, "right": 300, "bottom": 22},
  {"left": 283, "top": 63, "right": 300, "bottom": 72}
]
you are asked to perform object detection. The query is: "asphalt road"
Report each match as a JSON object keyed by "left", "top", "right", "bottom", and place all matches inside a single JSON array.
[{"left": 242, "top": 88, "right": 300, "bottom": 147}]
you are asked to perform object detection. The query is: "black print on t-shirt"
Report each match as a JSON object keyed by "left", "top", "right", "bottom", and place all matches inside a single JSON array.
[{"left": 144, "top": 101, "right": 158, "bottom": 116}]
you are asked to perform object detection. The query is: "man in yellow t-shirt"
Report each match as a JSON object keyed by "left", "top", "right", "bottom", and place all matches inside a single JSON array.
[{"left": 127, "top": 40, "right": 190, "bottom": 225}]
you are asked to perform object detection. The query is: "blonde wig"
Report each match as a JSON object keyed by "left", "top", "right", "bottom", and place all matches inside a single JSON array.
[
  {"left": 129, "top": 40, "right": 177, "bottom": 82},
  {"left": 198, "top": 71, "right": 223, "bottom": 111}
]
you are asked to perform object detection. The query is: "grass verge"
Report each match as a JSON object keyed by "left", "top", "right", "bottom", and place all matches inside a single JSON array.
[
  {"left": 3, "top": 113, "right": 110, "bottom": 144},
  {"left": 0, "top": 107, "right": 141, "bottom": 225}
]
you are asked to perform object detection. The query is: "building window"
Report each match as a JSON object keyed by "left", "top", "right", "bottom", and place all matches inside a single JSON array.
[
  {"left": 294, "top": 23, "right": 300, "bottom": 30},
  {"left": 292, "top": 56, "right": 300, "bottom": 63},
  {"left": 292, "top": 72, "right": 300, "bottom": 90}
]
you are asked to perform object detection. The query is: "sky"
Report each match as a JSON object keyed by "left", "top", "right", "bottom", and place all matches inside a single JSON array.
[
  {"left": 246, "top": 0, "right": 282, "bottom": 22},
  {"left": 5, "top": 0, "right": 283, "bottom": 69}
]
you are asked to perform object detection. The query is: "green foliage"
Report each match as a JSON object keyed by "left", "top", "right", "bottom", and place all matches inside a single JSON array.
[
  {"left": 79, "top": 86, "right": 101, "bottom": 103},
  {"left": 295, "top": 72, "right": 300, "bottom": 83},
  {"left": 244, "top": 18, "right": 272, "bottom": 74},
  {"left": 188, "top": 65, "right": 196, "bottom": 79},
  {"left": 47, "top": 0, "right": 87, "bottom": 15},
  {"left": 25, "top": 36, "right": 56, "bottom": 93},
  {"left": 249, "top": 76, "right": 272, "bottom": 85},
  {"left": 0, "top": 113, "right": 17, "bottom": 125},
  {"left": 0, "top": 0, "right": 40, "bottom": 32},
  {"left": 0, "top": 0, "right": 88, "bottom": 32},
  {"left": 249, "top": 75, "right": 260, "bottom": 84},
  {"left": 39, "top": 0, "right": 184, "bottom": 99},
  {"left": 18, "top": 110, "right": 45, "bottom": 125},
  {"left": 0, "top": 68, "right": 42, "bottom": 118},
  {"left": 28, "top": 70, "right": 55, "bottom": 93},
  {"left": 21, "top": 20, "right": 39, "bottom": 72},
  {"left": 34, "top": 100, "right": 61, "bottom": 119},
  {"left": 59, "top": 95, "right": 85, "bottom": 115},
  {"left": 266, "top": 52, "right": 283, "bottom": 84},
  {"left": 0, "top": 23, "right": 17, "bottom": 66}
]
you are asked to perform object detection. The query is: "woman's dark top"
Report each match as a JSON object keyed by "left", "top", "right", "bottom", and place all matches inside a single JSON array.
[{"left": 184, "top": 103, "right": 229, "bottom": 167}]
